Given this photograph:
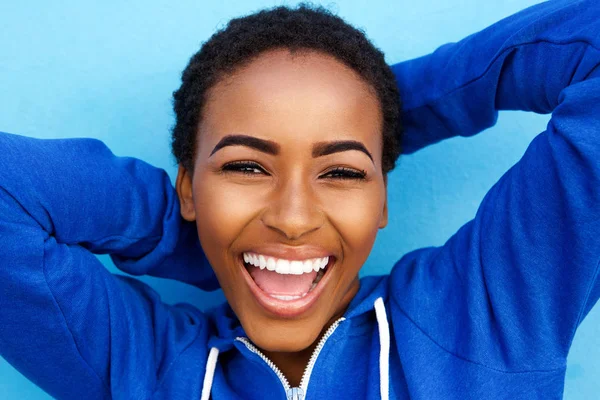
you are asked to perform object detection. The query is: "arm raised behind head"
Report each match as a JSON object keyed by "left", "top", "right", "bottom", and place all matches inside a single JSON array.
[
  {"left": 0, "top": 132, "right": 217, "bottom": 398},
  {"left": 388, "top": 0, "right": 600, "bottom": 373}
]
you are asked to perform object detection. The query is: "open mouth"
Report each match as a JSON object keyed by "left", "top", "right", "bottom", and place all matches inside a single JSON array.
[{"left": 240, "top": 252, "right": 335, "bottom": 317}]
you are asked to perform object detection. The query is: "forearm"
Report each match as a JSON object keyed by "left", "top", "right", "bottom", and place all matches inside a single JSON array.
[
  {"left": 392, "top": 0, "right": 600, "bottom": 153},
  {"left": 0, "top": 131, "right": 217, "bottom": 288}
]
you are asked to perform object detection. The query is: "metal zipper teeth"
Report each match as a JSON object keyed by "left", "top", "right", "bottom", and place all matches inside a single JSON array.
[
  {"left": 235, "top": 337, "right": 291, "bottom": 392},
  {"left": 299, "top": 317, "right": 346, "bottom": 393},
  {"left": 235, "top": 316, "right": 346, "bottom": 399}
]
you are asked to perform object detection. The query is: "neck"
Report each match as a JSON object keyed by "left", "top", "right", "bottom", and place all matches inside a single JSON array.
[
  {"left": 262, "top": 308, "right": 350, "bottom": 387},
  {"left": 264, "top": 342, "right": 317, "bottom": 388}
]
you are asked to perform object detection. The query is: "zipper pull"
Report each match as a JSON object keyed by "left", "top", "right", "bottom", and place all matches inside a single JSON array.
[{"left": 286, "top": 387, "right": 305, "bottom": 400}]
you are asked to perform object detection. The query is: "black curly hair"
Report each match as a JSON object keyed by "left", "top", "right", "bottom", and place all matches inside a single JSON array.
[{"left": 171, "top": 3, "right": 402, "bottom": 176}]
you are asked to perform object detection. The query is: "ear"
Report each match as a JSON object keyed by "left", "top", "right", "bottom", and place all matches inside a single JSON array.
[
  {"left": 379, "top": 175, "right": 388, "bottom": 229},
  {"left": 175, "top": 164, "right": 196, "bottom": 222}
]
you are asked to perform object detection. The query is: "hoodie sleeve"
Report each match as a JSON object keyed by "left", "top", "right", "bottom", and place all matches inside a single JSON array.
[
  {"left": 0, "top": 132, "right": 214, "bottom": 398},
  {"left": 389, "top": 0, "right": 600, "bottom": 371}
]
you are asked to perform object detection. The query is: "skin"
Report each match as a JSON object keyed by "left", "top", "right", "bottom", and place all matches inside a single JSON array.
[{"left": 176, "top": 48, "right": 388, "bottom": 387}]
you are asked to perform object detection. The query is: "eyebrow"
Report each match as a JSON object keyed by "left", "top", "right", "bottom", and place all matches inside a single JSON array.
[
  {"left": 312, "top": 140, "right": 373, "bottom": 162},
  {"left": 210, "top": 135, "right": 279, "bottom": 156},
  {"left": 210, "top": 134, "right": 373, "bottom": 163}
]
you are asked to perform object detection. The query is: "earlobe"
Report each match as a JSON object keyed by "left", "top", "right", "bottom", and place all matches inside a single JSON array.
[
  {"left": 379, "top": 197, "right": 388, "bottom": 229},
  {"left": 175, "top": 164, "right": 197, "bottom": 222},
  {"left": 379, "top": 177, "right": 388, "bottom": 229}
]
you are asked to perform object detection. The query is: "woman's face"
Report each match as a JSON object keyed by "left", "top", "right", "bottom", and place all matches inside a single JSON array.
[{"left": 176, "top": 49, "right": 387, "bottom": 353}]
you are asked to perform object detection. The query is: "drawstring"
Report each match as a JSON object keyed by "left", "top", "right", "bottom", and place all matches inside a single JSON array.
[
  {"left": 374, "top": 297, "right": 390, "bottom": 400},
  {"left": 201, "top": 298, "right": 390, "bottom": 400},
  {"left": 201, "top": 347, "right": 219, "bottom": 400}
]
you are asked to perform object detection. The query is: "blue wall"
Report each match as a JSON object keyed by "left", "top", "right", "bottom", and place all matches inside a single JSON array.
[{"left": 1, "top": 1, "right": 597, "bottom": 398}]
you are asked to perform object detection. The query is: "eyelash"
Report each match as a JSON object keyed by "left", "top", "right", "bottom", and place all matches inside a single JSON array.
[
  {"left": 221, "top": 161, "right": 266, "bottom": 175},
  {"left": 221, "top": 161, "right": 367, "bottom": 180},
  {"left": 323, "top": 167, "right": 367, "bottom": 180}
]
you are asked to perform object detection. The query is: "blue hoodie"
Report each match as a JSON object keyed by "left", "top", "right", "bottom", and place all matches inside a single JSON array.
[{"left": 1, "top": 0, "right": 599, "bottom": 398}]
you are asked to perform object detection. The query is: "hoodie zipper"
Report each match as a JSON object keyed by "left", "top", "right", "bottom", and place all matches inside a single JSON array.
[
  {"left": 297, "top": 317, "right": 345, "bottom": 395},
  {"left": 235, "top": 337, "right": 292, "bottom": 396},
  {"left": 235, "top": 317, "right": 345, "bottom": 400}
]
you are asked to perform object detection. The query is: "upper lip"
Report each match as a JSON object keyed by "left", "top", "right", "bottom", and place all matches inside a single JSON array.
[{"left": 241, "top": 245, "right": 335, "bottom": 261}]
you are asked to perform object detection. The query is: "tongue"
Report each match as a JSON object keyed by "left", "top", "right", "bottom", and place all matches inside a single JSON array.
[{"left": 248, "top": 267, "right": 317, "bottom": 296}]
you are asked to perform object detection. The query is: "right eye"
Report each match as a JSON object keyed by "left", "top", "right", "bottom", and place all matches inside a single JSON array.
[{"left": 221, "top": 161, "right": 268, "bottom": 175}]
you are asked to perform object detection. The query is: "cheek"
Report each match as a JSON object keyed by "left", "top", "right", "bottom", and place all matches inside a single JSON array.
[
  {"left": 194, "top": 176, "right": 261, "bottom": 241},
  {"left": 192, "top": 176, "right": 265, "bottom": 286},
  {"left": 320, "top": 185, "right": 385, "bottom": 264}
]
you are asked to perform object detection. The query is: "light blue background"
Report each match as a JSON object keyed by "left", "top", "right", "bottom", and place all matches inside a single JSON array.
[{"left": 0, "top": 1, "right": 598, "bottom": 398}]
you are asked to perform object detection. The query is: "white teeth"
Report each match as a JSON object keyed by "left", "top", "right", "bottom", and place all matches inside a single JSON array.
[
  {"left": 258, "top": 255, "right": 266, "bottom": 270},
  {"left": 276, "top": 259, "right": 290, "bottom": 274},
  {"left": 313, "top": 258, "right": 321, "bottom": 272},
  {"left": 313, "top": 257, "right": 328, "bottom": 272},
  {"left": 290, "top": 261, "right": 304, "bottom": 275},
  {"left": 303, "top": 260, "right": 314, "bottom": 273},
  {"left": 243, "top": 253, "right": 330, "bottom": 275},
  {"left": 271, "top": 294, "right": 303, "bottom": 301}
]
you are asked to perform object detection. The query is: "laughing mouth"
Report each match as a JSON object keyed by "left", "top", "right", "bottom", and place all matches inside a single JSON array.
[{"left": 242, "top": 252, "right": 331, "bottom": 301}]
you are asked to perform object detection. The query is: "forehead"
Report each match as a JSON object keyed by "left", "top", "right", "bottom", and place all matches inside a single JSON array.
[{"left": 198, "top": 49, "right": 383, "bottom": 161}]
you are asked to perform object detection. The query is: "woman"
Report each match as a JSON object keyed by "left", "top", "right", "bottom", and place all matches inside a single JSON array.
[{"left": 0, "top": 0, "right": 598, "bottom": 399}]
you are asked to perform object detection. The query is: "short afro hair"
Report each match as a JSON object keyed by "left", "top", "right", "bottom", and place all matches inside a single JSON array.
[{"left": 171, "top": 3, "right": 402, "bottom": 175}]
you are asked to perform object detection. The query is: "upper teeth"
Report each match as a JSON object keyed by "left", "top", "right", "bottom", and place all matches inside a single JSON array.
[{"left": 243, "top": 253, "right": 329, "bottom": 275}]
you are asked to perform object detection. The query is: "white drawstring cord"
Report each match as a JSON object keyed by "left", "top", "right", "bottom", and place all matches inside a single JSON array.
[
  {"left": 200, "top": 347, "right": 220, "bottom": 400},
  {"left": 374, "top": 297, "right": 390, "bottom": 400}
]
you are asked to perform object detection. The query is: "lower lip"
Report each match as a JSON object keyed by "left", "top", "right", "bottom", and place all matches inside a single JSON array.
[{"left": 240, "top": 256, "right": 335, "bottom": 319}]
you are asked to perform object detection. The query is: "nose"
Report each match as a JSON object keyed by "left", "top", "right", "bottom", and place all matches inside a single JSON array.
[{"left": 261, "top": 174, "right": 323, "bottom": 241}]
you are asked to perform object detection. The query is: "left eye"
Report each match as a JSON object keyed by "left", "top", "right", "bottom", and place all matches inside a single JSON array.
[
  {"left": 320, "top": 167, "right": 367, "bottom": 180},
  {"left": 221, "top": 161, "right": 267, "bottom": 175}
]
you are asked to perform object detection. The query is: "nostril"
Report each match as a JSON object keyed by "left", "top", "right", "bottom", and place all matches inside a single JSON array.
[
  {"left": 263, "top": 224, "right": 322, "bottom": 242},
  {"left": 260, "top": 203, "right": 324, "bottom": 241}
]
